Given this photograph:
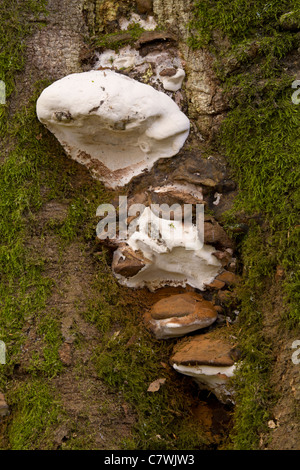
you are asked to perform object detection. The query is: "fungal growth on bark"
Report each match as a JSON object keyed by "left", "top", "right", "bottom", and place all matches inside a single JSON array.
[
  {"left": 111, "top": 206, "right": 222, "bottom": 291},
  {"left": 144, "top": 292, "right": 218, "bottom": 339},
  {"left": 170, "top": 333, "right": 239, "bottom": 404},
  {"left": 36, "top": 70, "right": 190, "bottom": 188}
]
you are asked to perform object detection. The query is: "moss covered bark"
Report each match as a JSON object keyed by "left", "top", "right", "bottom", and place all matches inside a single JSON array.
[{"left": 189, "top": 0, "right": 300, "bottom": 449}]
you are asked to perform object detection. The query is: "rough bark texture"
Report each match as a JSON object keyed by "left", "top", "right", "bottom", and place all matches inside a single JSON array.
[
  {"left": 153, "top": 0, "right": 227, "bottom": 139},
  {"left": 2, "top": 0, "right": 299, "bottom": 451}
]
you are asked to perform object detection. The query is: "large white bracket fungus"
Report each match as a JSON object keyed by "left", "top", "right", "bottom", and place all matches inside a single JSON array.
[
  {"left": 36, "top": 70, "right": 190, "bottom": 188},
  {"left": 111, "top": 206, "right": 222, "bottom": 291}
]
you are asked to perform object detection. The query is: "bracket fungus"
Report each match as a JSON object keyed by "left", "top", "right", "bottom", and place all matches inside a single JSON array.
[
  {"left": 144, "top": 292, "right": 218, "bottom": 339},
  {"left": 36, "top": 70, "right": 190, "bottom": 188},
  {"left": 170, "top": 333, "right": 239, "bottom": 404},
  {"left": 111, "top": 206, "right": 222, "bottom": 291},
  {"left": 159, "top": 68, "right": 186, "bottom": 92}
]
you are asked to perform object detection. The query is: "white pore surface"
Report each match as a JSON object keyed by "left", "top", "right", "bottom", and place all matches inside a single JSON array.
[
  {"left": 172, "top": 363, "right": 236, "bottom": 403},
  {"left": 113, "top": 207, "right": 222, "bottom": 291},
  {"left": 36, "top": 70, "right": 190, "bottom": 188}
]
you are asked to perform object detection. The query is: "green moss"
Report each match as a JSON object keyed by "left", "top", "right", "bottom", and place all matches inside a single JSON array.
[
  {"left": 0, "top": 1, "right": 107, "bottom": 447},
  {"left": 25, "top": 315, "right": 64, "bottom": 378},
  {"left": 0, "top": 1, "right": 211, "bottom": 450},
  {"left": 6, "top": 379, "right": 64, "bottom": 450},
  {"left": 218, "top": 67, "right": 300, "bottom": 335},
  {"left": 279, "top": 9, "right": 300, "bottom": 30},
  {"left": 2, "top": 0, "right": 298, "bottom": 452},
  {"left": 91, "top": 22, "right": 146, "bottom": 51},
  {"left": 188, "top": 0, "right": 299, "bottom": 48},
  {"left": 81, "top": 250, "right": 210, "bottom": 450},
  {"left": 189, "top": 0, "right": 300, "bottom": 450},
  {"left": 227, "top": 226, "right": 276, "bottom": 449}
]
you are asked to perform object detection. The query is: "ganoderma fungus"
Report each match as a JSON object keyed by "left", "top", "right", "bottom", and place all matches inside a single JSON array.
[
  {"left": 170, "top": 333, "right": 239, "bottom": 404},
  {"left": 144, "top": 292, "right": 218, "bottom": 339},
  {"left": 36, "top": 70, "right": 190, "bottom": 188},
  {"left": 111, "top": 206, "right": 222, "bottom": 291}
]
